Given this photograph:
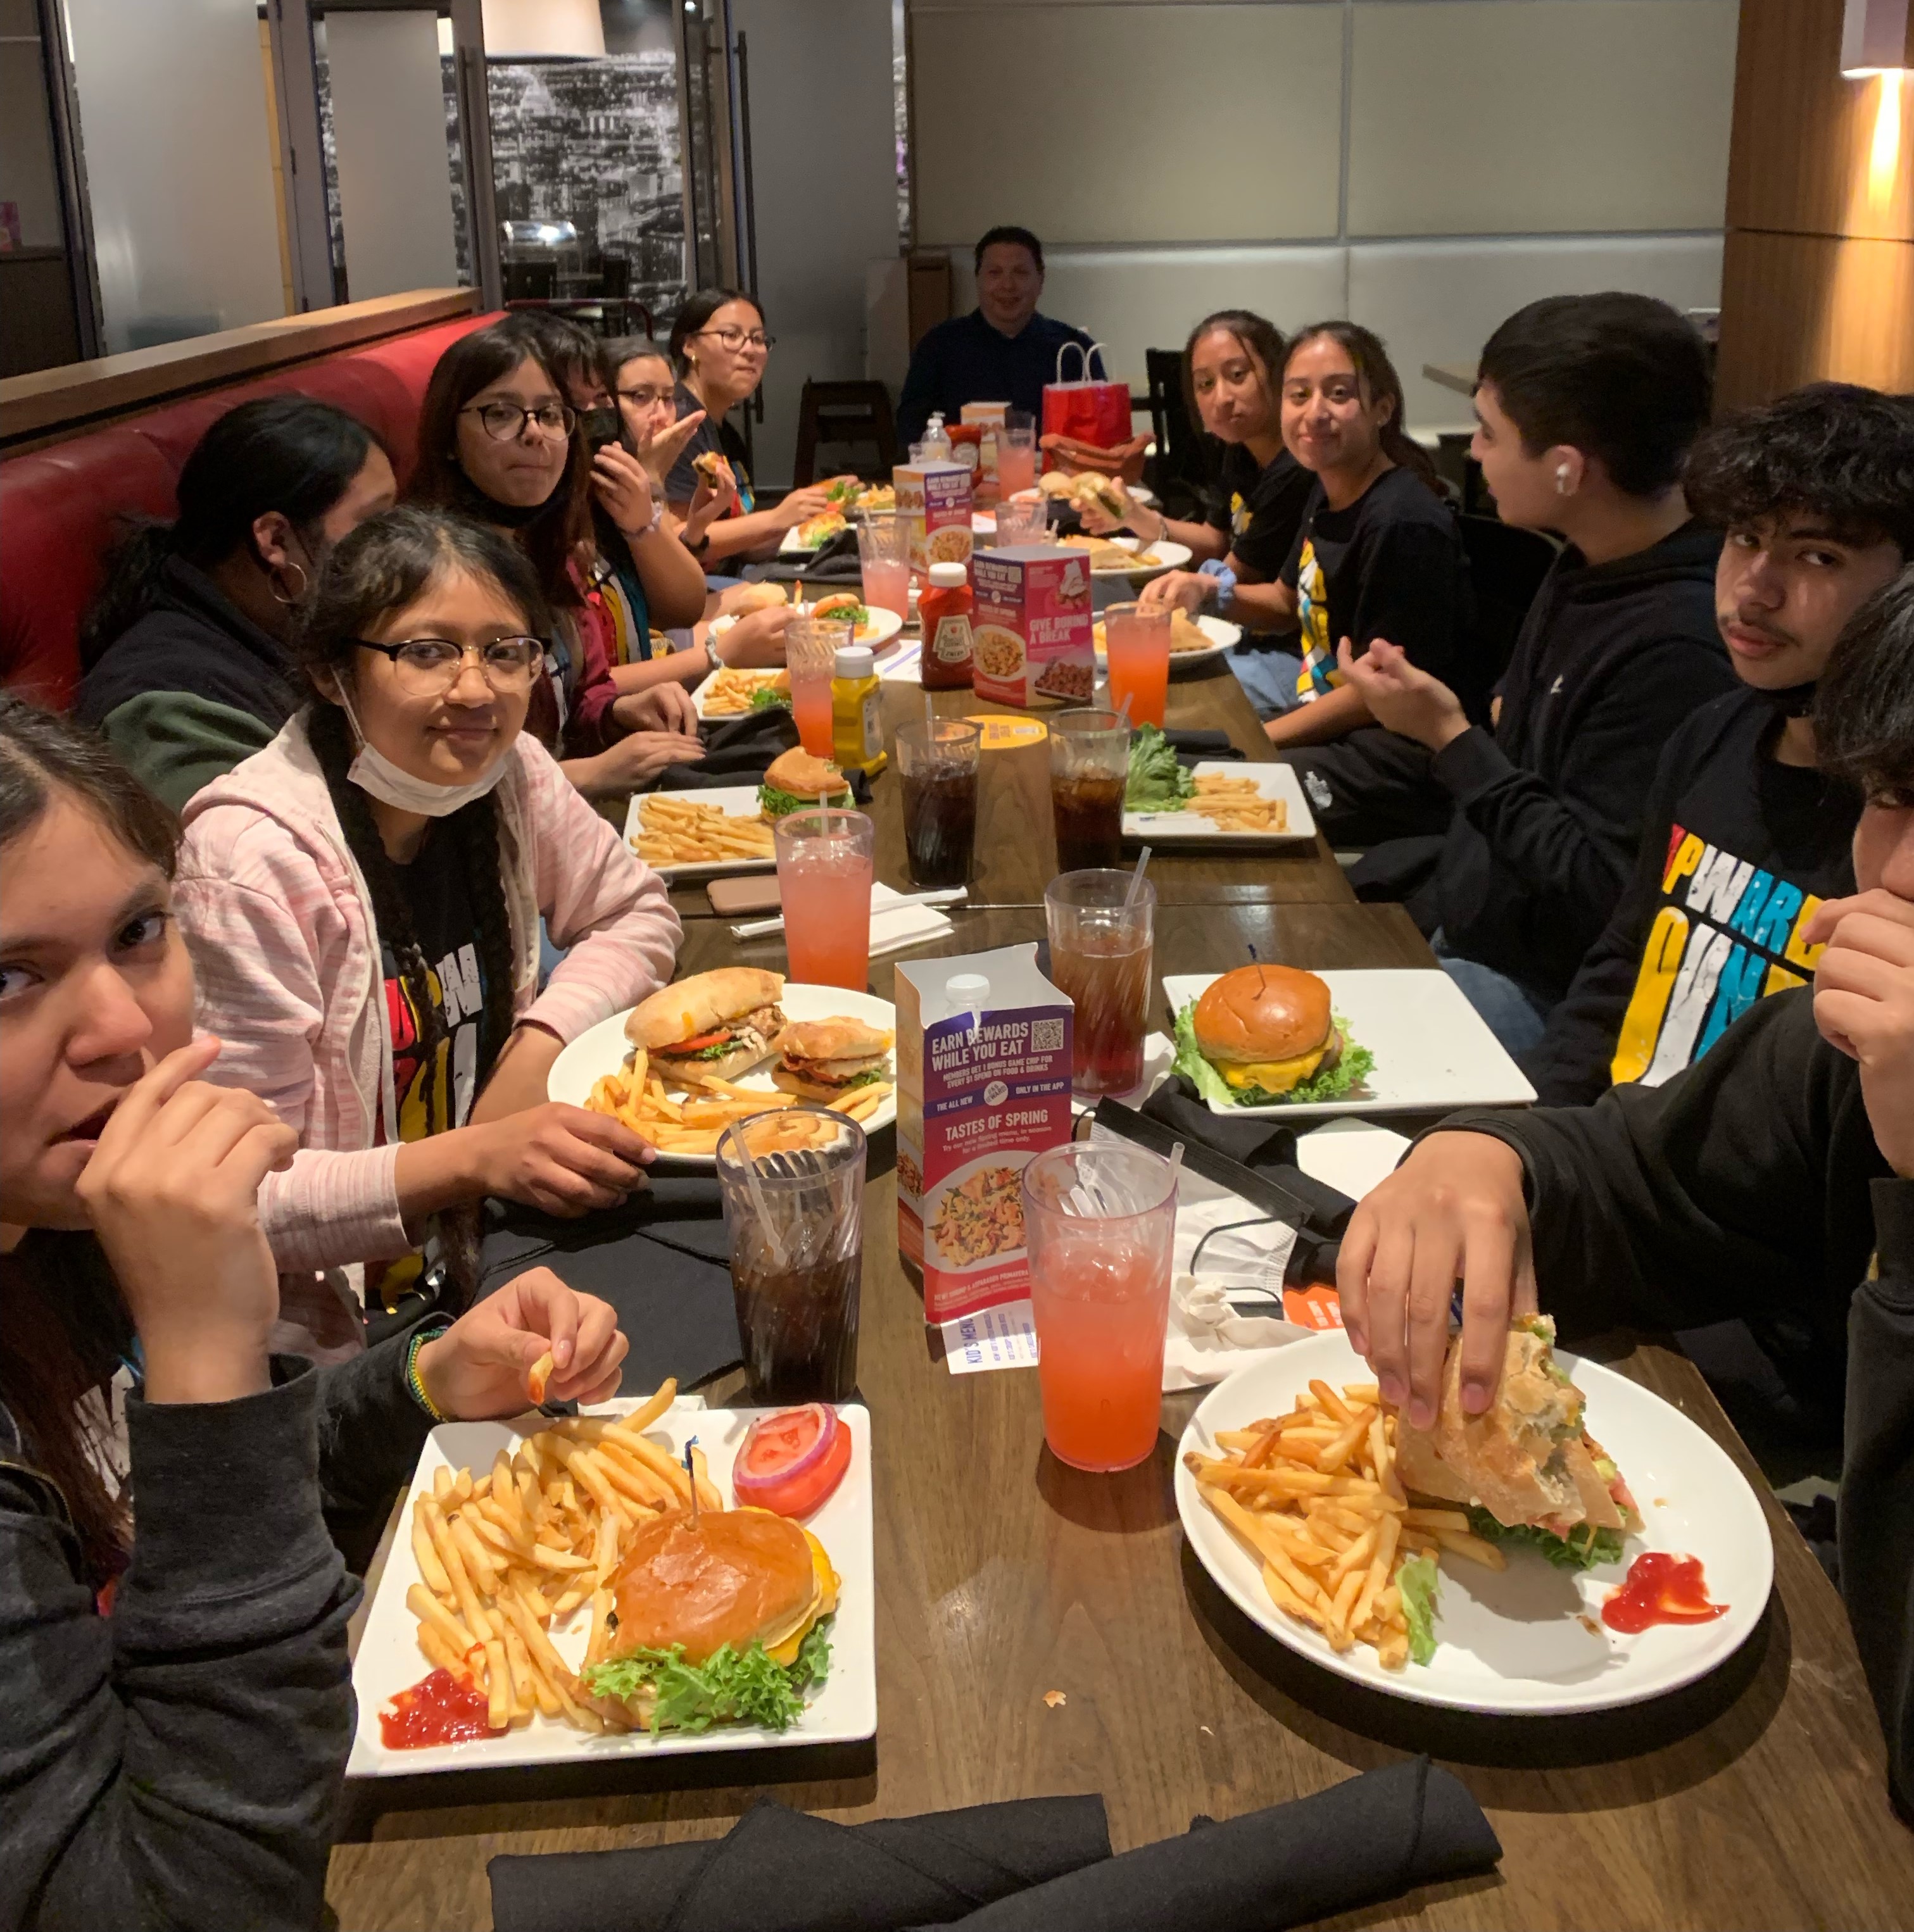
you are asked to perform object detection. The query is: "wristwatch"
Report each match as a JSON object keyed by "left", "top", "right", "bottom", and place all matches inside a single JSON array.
[{"left": 704, "top": 634, "right": 724, "bottom": 672}]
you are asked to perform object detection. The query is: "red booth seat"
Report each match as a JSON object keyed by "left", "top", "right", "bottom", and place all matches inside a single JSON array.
[{"left": 0, "top": 311, "right": 500, "bottom": 711}]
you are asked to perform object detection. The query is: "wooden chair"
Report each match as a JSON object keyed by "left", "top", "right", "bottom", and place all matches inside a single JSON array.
[{"left": 791, "top": 379, "right": 897, "bottom": 485}]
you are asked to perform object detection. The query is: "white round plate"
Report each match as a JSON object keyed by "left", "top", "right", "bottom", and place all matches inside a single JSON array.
[
  {"left": 1091, "top": 537, "right": 1192, "bottom": 579},
  {"left": 797, "top": 601, "right": 903, "bottom": 648},
  {"left": 1176, "top": 1329, "right": 1773, "bottom": 1714},
  {"left": 548, "top": 983, "right": 898, "bottom": 1164},
  {"left": 1093, "top": 613, "right": 1240, "bottom": 667}
]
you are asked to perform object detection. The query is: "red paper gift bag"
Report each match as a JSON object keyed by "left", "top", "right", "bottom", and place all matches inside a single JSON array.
[{"left": 1042, "top": 342, "right": 1130, "bottom": 451}]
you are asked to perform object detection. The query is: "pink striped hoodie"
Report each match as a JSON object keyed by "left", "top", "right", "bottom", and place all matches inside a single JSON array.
[{"left": 175, "top": 715, "right": 681, "bottom": 1280}]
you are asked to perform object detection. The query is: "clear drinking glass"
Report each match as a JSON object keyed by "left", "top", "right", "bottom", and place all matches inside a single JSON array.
[
  {"left": 1102, "top": 601, "right": 1172, "bottom": 729},
  {"left": 856, "top": 512, "right": 911, "bottom": 618},
  {"left": 1045, "top": 868, "right": 1155, "bottom": 1098},
  {"left": 998, "top": 410, "right": 1038, "bottom": 499},
  {"left": 894, "top": 718, "right": 980, "bottom": 888},
  {"left": 775, "top": 806, "right": 875, "bottom": 990},
  {"left": 786, "top": 615, "right": 852, "bottom": 758},
  {"left": 1023, "top": 1142, "right": 1178, "bottom": 1471},
  {"left": 1048, "top": 706, "right": 1130, "bottom": 872},
  {"left": 715, "top": 1105, "right": 867, "bottom": 1403},
  {"left": 993, "top": 494, "right": 1049, "bottom": 546}
]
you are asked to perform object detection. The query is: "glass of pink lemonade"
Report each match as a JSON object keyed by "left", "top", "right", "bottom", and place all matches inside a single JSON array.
[
  {"left": 856, "top": 513, "right": 912, "bottom": 618},
  {"left": 1022, "top": 1143, "right": 1178, "bottom": 1472},
  {"left": 1102, "top": 600, "right": 1171, "bottom": 729},
  {"left": 786, "top": 615, "right": 850, "bottom": 759},
  {"left": 775, "top": 807, "right": 875, "bottom": 991},
  {"left": 998, "top": 411, "right": 1038, "bottom": 499}
]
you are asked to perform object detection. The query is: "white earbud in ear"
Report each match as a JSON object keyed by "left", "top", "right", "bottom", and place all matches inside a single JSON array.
[{"left": 1555, "top": 463, "right": 1571, "bottom": 495}]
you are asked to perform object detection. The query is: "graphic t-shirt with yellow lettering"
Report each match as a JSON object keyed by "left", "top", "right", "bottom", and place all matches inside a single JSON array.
[{"left": 1526, "top": 693, "right": 1858, "bottom": 1106}]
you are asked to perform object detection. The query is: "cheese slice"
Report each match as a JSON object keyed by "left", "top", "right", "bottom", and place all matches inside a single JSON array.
[{"left": 1219, "top": 1042, "right": 1328, "bottom": 1095}]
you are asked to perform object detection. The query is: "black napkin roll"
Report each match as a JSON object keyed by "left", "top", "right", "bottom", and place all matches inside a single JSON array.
[
  {"left": 743, "top": 527, "right": 864, "bottom": 584},
  {"left": 1161, "top": 727, "right": 1247, "bottom": 764},
  {"left": 488, "top": 1794, "right": 1112, "bottom": 1932},
  {"left": 477, "top": 1182, "right": 741, "bottom": 1392},
  {"left": 1095, "top": 1090, "right": 1356, "bottom": 1285},
  {"left": 912, "top": 1758, "right": 1501, "bottom": 1931}
]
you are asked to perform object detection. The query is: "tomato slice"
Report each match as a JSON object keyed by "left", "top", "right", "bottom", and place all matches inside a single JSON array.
[
  {"left": 733, "top": 1405, "right": 852, "bottom": 1517},
  {"left": 671, "top": 1029, "right": 733, "bottom": 1053}
]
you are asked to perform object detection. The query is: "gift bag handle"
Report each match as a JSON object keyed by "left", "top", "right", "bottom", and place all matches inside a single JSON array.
[{"left": 1053, "top": 340, "right": 1110, "bottom": 384}]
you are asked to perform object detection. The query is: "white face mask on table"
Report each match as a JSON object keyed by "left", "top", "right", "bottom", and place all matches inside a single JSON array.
[{"left": 337, "top": 689, "right": 509, "bottom": 818}]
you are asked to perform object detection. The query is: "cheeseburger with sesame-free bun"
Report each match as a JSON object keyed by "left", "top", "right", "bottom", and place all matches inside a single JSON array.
[{"left": 1172, "top": 963, "right": 1374, "bottom": 1106}]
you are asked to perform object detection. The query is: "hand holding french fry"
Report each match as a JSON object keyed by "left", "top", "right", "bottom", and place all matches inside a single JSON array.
[{"left": 412, "top": 1266, "right": 629, "bottom": 1421}]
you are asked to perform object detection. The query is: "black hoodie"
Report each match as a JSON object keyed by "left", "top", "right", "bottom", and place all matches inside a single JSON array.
[
  {"left": 73, "top": 556, "right": 303, "bottom": 810},
  {"left": 1429, "top": 521, "right": 1734, "bottom": 1004}
]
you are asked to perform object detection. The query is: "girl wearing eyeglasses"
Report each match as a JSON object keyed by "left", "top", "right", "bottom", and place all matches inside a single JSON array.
[
  {"left": 408, "top": 318, "right": 707, "bottom": 796},
  {"left": 172, "top": 506, "right": 683, "bottom": 1358},
  {"left": 663, "top": 290, "right": 840, "bottom": 571}
]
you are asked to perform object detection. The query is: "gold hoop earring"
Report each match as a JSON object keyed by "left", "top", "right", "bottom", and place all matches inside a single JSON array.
[{"left": 269, "top": 558, "right": 310, "bottom": 606}]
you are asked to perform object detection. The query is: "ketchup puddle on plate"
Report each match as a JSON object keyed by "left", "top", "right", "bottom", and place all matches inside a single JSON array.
[
  {"left": 1601, "top": 1552, "right": 1728, "bottom": 1634},
  {"left": 380, "top": 1667, "right": 502, "bottom": 1749}
]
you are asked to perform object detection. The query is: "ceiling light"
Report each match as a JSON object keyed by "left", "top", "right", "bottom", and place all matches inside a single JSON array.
[{"left": 1842, "top": 0, "right": 1913, "bottom": 76}]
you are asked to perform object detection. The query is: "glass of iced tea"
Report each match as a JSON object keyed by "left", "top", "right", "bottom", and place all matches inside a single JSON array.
[
  {"left": 1023, "top": 1142, "right": 1178, "bottom": 1471},
  {"left": 1045, "top": 867, "right": 1155, "bottom": 1098},
  {"left": 715, "top": 1105, "right": 867, "bottom": 1403},
  {"left": 894, "top": 717, "right": 979, "bottom": 888},
  {"left": 776, "top": 807, "right": 874, "bottom": 990},
  {"left": 786, "top": 616, "right": 851, "bottom": 759},
  {"left": 1049, "top": 706, "right": 1129, "bottom": 872},
  {"left": 1102, "top": 601, "right": 1171, "bottom": 729}
]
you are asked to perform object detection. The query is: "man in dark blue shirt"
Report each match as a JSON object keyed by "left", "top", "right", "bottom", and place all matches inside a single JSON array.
[{"left": 897, "top": 226, "right": 1103, "bottom": 447}]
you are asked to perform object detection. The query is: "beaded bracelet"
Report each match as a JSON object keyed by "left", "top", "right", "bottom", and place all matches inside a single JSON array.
[{"left": 405, "top": 1324, "right": 453, "bottom": 1424}]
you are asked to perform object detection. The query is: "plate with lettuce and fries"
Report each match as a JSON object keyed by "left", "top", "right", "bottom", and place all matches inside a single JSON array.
[{"left": 1176, "top": 1327, "right": 1772, "bottom": 1714}]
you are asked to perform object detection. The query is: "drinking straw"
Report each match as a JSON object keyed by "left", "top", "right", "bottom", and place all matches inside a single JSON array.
[
  {"left": 727, "top": 1119, "right": 788, "bottom": 1268},
  {"left": 1114, "top": 693, "right": 1132, "bottom": 725},
  {"left": 1123, "top": 845, "right": 1152, "bottom": 911},
  {"left": 1167, "top": 1141, "right": 1185, "bottom": 1197},
  {"left": 926, "top": 688, "right": 935, "bottom": 736}
]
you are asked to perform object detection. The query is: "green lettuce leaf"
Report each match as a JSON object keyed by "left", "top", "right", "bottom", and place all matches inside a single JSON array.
[
  {"left": 836, "top": 1067, "right": 885, "bottom": 1090},
  {"left": 1124, "top": 723, "right": 1197, "bottom": 811},
  {"left": 1464, "top": 1507, "right": 1623, "bottom": 1572},
  {"left": 1395, "top": 1553, "right": 1441, "bottom": 1665},
  {"left": 1170, "top": 1000, "right": 1374, "bottom": 1108},
  {"left": 748, "top": 684, "right": 791, "bottom": 712},
  {"left": 580, "top": 1622, "right": 833, "bottom": 1736},
  {"left": 759, "top": 782, "right": 853, "bottom": 819}
]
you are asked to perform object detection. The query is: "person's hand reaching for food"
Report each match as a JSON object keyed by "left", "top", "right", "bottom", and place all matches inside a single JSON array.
[
  {"left": 1140, "top": 569, "right": 1212, "bottom": 616},
  {"left": 769, "top": 486, "right": 836, "bottom": 534},
  {"left": 412, "top": 1266, "right": 628, "bottom": 1418},
  {"left": 712, "top": 602, "right": 792, "bottom": 668}
]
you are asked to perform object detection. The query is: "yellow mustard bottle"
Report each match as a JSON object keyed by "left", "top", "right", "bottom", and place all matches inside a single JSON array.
[{"left": 831, "top": 642, "right": 886, "bottom": 775}]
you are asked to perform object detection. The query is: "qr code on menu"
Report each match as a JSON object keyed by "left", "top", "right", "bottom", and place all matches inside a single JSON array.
[{"left": 1031, "top": 1019, "right": 1064, "bottom": 1053}]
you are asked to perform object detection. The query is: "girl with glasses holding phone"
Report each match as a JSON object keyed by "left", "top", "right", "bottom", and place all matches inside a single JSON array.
[
  {"left": 172, "top": 506, "right": 683, "bottom": 1359},
  {"left": 408, "top": 318, "right": 707, "bottom": 797},
  {"left": 663, "top": 290, "right": 840, "bottom": 571}
]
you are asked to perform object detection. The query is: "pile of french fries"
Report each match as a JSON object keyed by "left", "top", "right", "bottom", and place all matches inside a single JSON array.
[
  {"left": 700, "top": 667, "right": 790, "bottom": 718},
  {"left": 631, "top": 794, "right": 776, "bottom": 868},
  {"left": 1184, "top": 1377, "right": 1503, "bottom": 1669},
  {"left": 585, "top": 1045, "right": 894, "bottom": 1157},
  {"left": 1184, "top": 772, "right": 1289, "bottom": 836},
  {"left": 402, "top": 1379, "right": 722, "bottom": 1734}
]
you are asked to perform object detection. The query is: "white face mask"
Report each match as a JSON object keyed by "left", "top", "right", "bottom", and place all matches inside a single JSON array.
[{"left": 336, "top": 689, "right": 509, "bottom": 818}]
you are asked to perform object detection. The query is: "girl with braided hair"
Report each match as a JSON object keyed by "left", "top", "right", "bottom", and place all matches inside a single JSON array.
[{"left": 172, "top": 505, "right": 683, "bottom": 1356}]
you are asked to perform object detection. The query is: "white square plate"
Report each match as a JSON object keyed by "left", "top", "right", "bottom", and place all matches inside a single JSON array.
[
  {"left": 347, "top": 1400, "right": 875, "bottom": 1776},
  {"left": 1178, "top": 1333, "right": 1772, "bottom": 1713},
  {"left": 623, "top": 785, "right": 774, "bottom": 878},
  {"left": 1159, "top": 967, "right": 1537, "bottom": 1117},
  {"left": 1124, "top": 761, "right": 1315, "bottom": 847}
]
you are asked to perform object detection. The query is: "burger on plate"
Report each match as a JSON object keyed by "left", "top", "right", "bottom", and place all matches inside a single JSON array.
[
  {"left": 625, "top": 967, "right": 787, "bottom": 1080},
  {"left": 759, "top": 747, "right": 854, "bottom": 820},
  {"left": 1172, "top": 963, "right": 1373, "bottom": 1107},
  {"left": 579, "top": 1508, "right": 838, "bottom": 1734},
  {"left": 691, "top": 449, "right": 733, "bottom": 490},
  {"left": 809, "top": 590, "right": 871, "bottom": 634},
  {"left": 1395, "top": 1314, "right": 1643, "bottom": 1571},
  {"left": 772, "top": 1017, "right": 894, "bottom": 1102}
]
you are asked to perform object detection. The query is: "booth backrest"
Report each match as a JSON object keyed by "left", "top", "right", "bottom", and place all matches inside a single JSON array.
[{"left": 0, "top": 311, "right": 500, "bottom": 710}]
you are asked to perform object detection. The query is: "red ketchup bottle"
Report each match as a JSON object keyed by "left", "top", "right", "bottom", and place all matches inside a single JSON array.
[{"left": 919, "top": 561, "right": 974, "bottom": 690}]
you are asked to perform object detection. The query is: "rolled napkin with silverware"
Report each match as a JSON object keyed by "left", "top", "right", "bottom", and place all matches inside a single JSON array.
[
  {"left": 488, "top": 1793, "right": 1114, "bottom": 1932},
  {"left": 912, "top": 1759, "right": 1501, "bottom": 1931}
]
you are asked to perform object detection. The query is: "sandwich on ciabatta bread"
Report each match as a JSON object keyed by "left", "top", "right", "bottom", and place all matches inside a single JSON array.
[
  {"left": 1396, "top": 1314, "right": 1642, "bottom": 1569},
  {"left": 579, "top": 1508, "right": 837, "bottom": 1733},
  {"left": 1172, "top": 963, "right": 1373, "bottom": 1106},
  {"left": 772, "top": 1017, "right": 893, "bottom": 1101},
  {"left": 624, "top": 967, "right": 786, "bottom": 1080},
  {"left": 759, "top": 747, "right": 854, "bottom": 820}
]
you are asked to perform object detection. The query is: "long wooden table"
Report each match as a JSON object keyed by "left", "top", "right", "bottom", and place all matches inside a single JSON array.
[
  {"left": 658, "top": 649, "right": 1354, "bottom": 920},
  {"left": 330, "top": 673, "right": 1914, "bottom": 1927}
]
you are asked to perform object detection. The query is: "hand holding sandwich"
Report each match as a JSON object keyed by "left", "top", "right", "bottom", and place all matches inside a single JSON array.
[{"left": 1337, "top": 1131, "right": 1537, "bottom": 1426}]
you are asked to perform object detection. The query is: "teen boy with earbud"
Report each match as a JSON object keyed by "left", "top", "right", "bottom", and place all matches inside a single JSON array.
[{"left": 1331, "top": 294, "right": 1734, "bottom": 1054}]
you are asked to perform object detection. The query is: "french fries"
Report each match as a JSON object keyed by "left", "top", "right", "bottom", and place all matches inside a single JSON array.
[
  {"left": 396, "top": 1382, "right": 691, "bottom": 1735},
  {"left": 526, "top": 1351, "right": 554, "bottom": 1406},
  {"left": 697, "top": 667, "right": 790, "bottom": 718},
  {"left": 1185, "top": 772, "right": 1288, "bottom": 835},
  {"left": 631, "top": 793, "right": 777, "bottom": 867},
  {"left": 1185, "top": 1382, "right": 1503, "bottom": 1668},
  {"left": 582, "top": 1059, "right": 894, "bottom": 1150}
]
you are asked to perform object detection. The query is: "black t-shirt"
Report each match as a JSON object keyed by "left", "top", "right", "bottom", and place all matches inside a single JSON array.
[
  {"left": 1207, "top": 443, "right": 1314, "bottom": 582},
  {"left": 381, "top": 829, "right": 496, "bottom": 1145},
  {"left": 1279, "top": 466, "right": 1471, "bottom": 701},
  {"left": 664, "top": 382, "right": 755, "bottom": 512},
  {"left": 1525, "top": 690, "right": 1860, "bottom": 1106}
]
